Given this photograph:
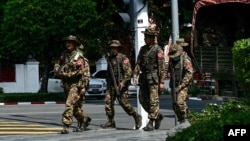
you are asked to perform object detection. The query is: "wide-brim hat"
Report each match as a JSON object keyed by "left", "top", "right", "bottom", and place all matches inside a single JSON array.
[
  {"left": 109, "top": 40, "right": 122, "bottom": 48},
  {"left": 176, "top": 38, "right": 189, "bottom": 47},
  {"left": 63, "top": 35, "right": 81, "bottom": 46},
  {"left": 168, "top": 44, "right": 183, "bottom": 58},
  {"left": 141, "top": 27, "right": 158, "bottom": 36}
]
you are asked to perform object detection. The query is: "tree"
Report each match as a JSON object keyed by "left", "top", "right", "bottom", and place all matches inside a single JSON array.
[
  {"left": 0, "top": 0, "right": 100, "bottom": 92},
  {"left": 1, "top": 0, "right": 99, "bottom": 63}
]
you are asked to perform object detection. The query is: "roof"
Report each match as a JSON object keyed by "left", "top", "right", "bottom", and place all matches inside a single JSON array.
[{"left": 190, "top": 0, "right": 250, "bottom": 55}]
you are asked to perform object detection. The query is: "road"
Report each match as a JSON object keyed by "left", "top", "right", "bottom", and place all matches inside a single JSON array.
[{"left": 0, "top": 95, "right": 222, "bottom": 141}]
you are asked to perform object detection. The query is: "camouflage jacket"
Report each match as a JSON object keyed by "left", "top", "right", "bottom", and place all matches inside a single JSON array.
[
  {"left": 54, "top": 49, "right": 90, "bottom": 89},
  {"left": 133, "top": 44, "right": 166, "bottom": 84},
  {"left": 169, "top": 52, "right": 194, "bottom": 89},
  {"left": 107, "top": 53, "right": 132, "bottom": 86}
]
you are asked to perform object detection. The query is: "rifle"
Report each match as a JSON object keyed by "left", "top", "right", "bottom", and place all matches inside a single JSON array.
[
  {"left": 106, "top": 55, "right": 120, "bottom": 97},
  {"left": 169, "top": 60, "right": 178, "bottom": 125}
]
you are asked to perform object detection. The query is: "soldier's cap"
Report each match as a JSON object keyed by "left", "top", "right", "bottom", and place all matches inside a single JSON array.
[
  {"left": 141, "top": 27, "right": 158, "bottom": 36},
  {"left": 168, "top": 44, "right": 183, "bottom": 58},
  {"left": 176, "top": 38, "right": 189, "bottom": 47},
  {"left": 109, "top": 40, "right": 122, "bottom": 48},
  {"left": 63, "top": 35, "right": 81, "bottom": 46}
]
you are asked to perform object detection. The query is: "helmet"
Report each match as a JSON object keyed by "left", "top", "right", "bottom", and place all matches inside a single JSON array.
[
  {"left": 141, "top": 27, "right": 158, "bottom": 36},
  {"left": 109, "top": 40, "right": 122, "bottom": 48},
  {"left": 176, "top": 38, "right": 189, "bottom": 47},
  {"left": 168, "top": 44, "right": 183, "bottom": 58},
  {"left": 63, "top": 35, "right": 80, "bottom": 46}
]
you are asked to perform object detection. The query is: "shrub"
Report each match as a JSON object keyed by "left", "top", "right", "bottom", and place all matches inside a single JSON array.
[
  {"left": 232, "top": 38, "right": 250, "bottom": 100},
  {"left": 0, "top": 87, "right": 3, "bottom": 94},
  {"left": 188, "top": 84, "right": 200, "bottom": 97},
  {"left": 167, "top": 99, "right": 250, "bottom": 141},
  {"left": 0, "top": 93, "right": 64, "bottom": 102}
]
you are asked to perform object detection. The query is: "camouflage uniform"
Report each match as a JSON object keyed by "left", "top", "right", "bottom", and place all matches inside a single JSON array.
[
  {"left": 133, "top": 28, "right": 166, "bottom": 131},
  {"left": 54, "top": 35, "right": 91, "bottom": 134},
  {"left": 101, "top": 40, "right": 142, "bottom": 129},
  {"left": 168, "top": 38, "right": 194, "bottom": 123}
]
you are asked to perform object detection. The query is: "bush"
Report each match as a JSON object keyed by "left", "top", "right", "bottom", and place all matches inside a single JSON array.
[
  {"left": 166, "top": 99, "right": 250, "bottom": 141},
  {"left": 232, "top": 38, "right": 250, "bottom": 100},
  {"left": 0, "top": 87, "right": 3, "bottom": 94},
  {"left": 0, "top": 93, "right": 64, "bottom": 102},
  {"left": 188, "top": 84, "right": 200, "bottom": 97}
]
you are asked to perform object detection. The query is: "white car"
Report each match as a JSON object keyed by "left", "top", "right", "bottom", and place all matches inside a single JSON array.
[
  {"left": 47, "top": 72, "right": 106, "bottom": 99},
  {"left": 92, "top": 69, "right": 137, "bottom": 96}
]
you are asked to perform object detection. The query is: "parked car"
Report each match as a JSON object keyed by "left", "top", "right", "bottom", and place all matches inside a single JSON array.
[
  {"left": 46, "top": 71, "right": 106, "bottom": 99},
  {"left": 92, "top": 69, "right": 137, "bottom": 97},
  {"left": 128, "top": 78, "right": 137, "bottom": 97}
]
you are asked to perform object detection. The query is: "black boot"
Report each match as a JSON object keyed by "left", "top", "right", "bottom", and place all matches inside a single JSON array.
[
  {"left": 84, "top": 116, "right": 92, "bottom": 128},
  {"left": 61, "top": 125, "right": 69, "bottom": 134},
  {"left": 143, "top": 119, "right": 154, "bottom": 131},
  {"left": 101, "top": 117, "right": 116, "bottom": 128},
  {"left": 133, "top": 114, "right": 142, "bottom": 130},
  {"left": 155, "top": 114, "right": 163, "bottom": 129}
]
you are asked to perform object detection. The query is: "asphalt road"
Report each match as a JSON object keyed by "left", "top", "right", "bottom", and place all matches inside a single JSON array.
[{"left": 0, "top": 95, "right": 222, "bottom": 141}]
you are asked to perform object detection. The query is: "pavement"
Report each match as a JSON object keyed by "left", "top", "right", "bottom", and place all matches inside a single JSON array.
[{"left": 0, "top": 95, "right": 224, "bottom": 141}]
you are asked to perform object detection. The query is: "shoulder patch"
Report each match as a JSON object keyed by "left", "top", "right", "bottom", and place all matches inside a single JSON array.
[
  {"left": 123, "top": 58, "right": 129, "bottom": 64},
  {"left": 158, "top": 50, "right": 163, "bottom": 59}
]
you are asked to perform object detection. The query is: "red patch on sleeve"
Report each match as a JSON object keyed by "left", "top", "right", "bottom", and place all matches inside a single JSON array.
[
  {"left": 76, "top": 60, "right": 82, "bottom": 66},
  {"left": 158, "top": 52, "right": 163, "bottom": 59},
  {"left": 123, "top": 58, "right": 129, "bottom": 64},
  {"left": 186, "top": 62, "right": 192, "bottom": 69}
]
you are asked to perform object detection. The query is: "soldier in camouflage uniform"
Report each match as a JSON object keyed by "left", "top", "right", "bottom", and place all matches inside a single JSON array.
[
  {"left": 54, "top": 35, "right": 91, "bottom": 134},
  {"left": 133, "top": 27, "right": 166, "bottom": 131},
  {"left": 101, "top": 40, "right": 142, "bottom": 129},
  {"left": 168, "top": 38, "right": 194, "bottom": 124}
]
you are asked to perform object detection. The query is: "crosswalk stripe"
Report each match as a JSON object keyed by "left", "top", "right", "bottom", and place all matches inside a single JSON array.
[{"left": 0, "top": 120, "right": 61, "bottom": 135}]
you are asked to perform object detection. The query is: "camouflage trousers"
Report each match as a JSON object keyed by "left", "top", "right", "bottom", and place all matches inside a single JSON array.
[
  {"left": 139, "top": 83, "right": 159, "bottom": 120},
  {"left": 104, "top": 86, "right": 136, "bottom": 117},
  {"left": 171, "top": 87, "right": 188, "bottom": 121},
  {"left": 62, "top": 84, "right": 87, "bottom": 126}
]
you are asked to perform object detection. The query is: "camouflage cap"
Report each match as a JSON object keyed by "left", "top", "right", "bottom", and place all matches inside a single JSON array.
[
  {"left": 168, "top": 44, "right": 183, "bottom": 58},
  {"left": 109, "top": 40, "right": 122, "bottom": 48},
  {"left": 63, "top": 35, "right": 80, "bottom": 46},
  {"left": 141, "top": 27, "right": 158, "bottom": 36},
  {"left": 176, "top": 38, "right": 189, "bottom": 47}
]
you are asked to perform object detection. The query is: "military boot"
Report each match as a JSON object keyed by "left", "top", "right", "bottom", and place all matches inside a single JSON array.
[
  {"left": 84, "top": 116, "right": 92, "bottom": 128},
  {"left": 61, "top": 125, "right": 69, "bottom": 134},
  {"left": 133, "top": 113, "right": 142, "bottom": 130},
  {"left": 143, "top": 119, "right": 154, "bottom": 131},
  {"left": 101, "top": 117, "right": 116, "bottom": 128},
  {"left": 155, "top": 113, "right": 163, "bottom": 129},
  {"left": 73, "top": 116, "right": 91, "bottom": 132},
  {"left": 73, "top": 121, "right": 85, "bottom": 132}
]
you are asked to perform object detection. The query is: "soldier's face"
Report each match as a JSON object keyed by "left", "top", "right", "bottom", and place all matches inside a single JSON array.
[
  {"left": 65, "top": 41, "right": 76, "bottom": 52},
  {"left": 144, "top": 35, "right": 155, "bottom": 45},
  {"left": 110, "top": 47, "right": 118, "bottom": 56}
]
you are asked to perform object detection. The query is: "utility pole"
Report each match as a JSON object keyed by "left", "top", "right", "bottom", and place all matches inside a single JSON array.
[
  {"left": 171, "top": 0, "right": 180, "bottom": 126},
  {"left": 133, "top": 0, "right": 149, "bottom": 129},
  {"left": 171, "top": 0, "right": 179, "bottom": 43}
]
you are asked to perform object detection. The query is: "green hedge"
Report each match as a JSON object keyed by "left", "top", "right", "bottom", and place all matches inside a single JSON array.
[
  {"left": 166, "top": 99, "right": 250, "bottom": 141},
  {"left": 0, "top": 93, "right": 64, "bottom": 102}
]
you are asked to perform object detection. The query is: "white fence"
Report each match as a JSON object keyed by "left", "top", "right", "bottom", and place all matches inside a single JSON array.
[{"left": 0, "top": 61, "right": 40, "bottom": 93}]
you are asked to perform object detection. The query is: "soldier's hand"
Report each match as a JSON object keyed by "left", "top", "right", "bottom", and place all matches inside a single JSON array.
[
  {"left": 159, "top": 83, "right": 165, "bottom": 90},
  {"left": 133, "top": 77, "right": 138, "bottom": 86},
  {"left": 175, "top": 86, "right": 181, "bottom": 93},
  {"left": 80, "top": 88, "right": 86, "bottom": 95},
  {"left": 119, "top": 83, "right": 124, "bottom": 90}
]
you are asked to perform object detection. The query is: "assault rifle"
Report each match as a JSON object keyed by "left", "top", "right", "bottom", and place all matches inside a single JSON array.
[{"left": 106, "top": 54, "right": 120, "bottom": 97}]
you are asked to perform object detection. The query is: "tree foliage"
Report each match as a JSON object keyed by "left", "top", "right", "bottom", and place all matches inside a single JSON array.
[
  {"left": 232, "top": 38, "right": 250, "bottom": 99},
  {"left": 0, "top": 0, "right": 99, "bottom": 64}
]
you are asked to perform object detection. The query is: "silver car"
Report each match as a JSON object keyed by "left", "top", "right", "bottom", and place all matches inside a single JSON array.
[{"left": 46, "top": 72, "right": 106, "bottom": 99}]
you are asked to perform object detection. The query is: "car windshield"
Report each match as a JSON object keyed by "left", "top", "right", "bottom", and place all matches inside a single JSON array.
[{"left": 92, "top": 70, "right": 107, "bottom": 79}]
